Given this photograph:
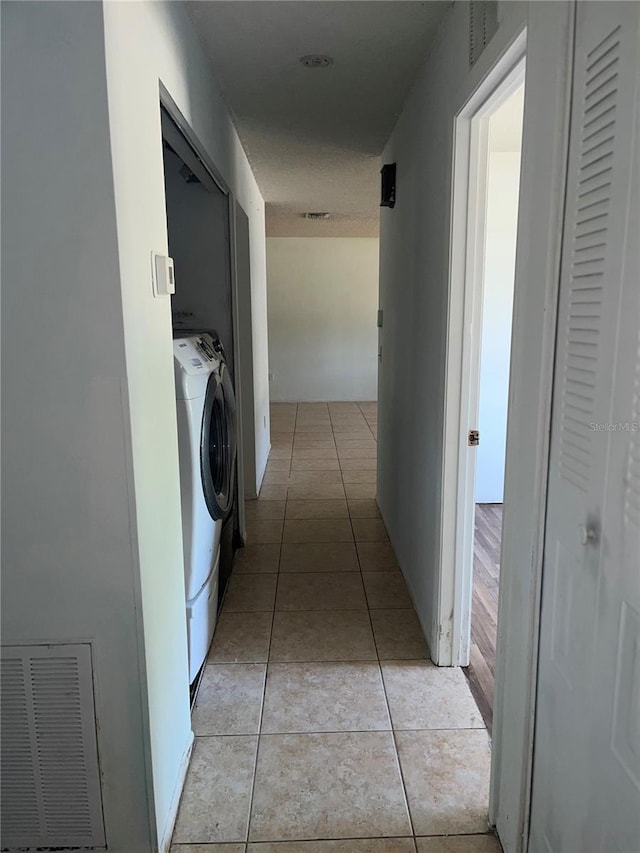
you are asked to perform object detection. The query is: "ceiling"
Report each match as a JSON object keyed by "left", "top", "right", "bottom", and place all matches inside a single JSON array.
[
  {"left": 489, "top": 86, "right": 525, "bottom": 153},
  {"left": 187, "top": 1, "right": 448, "bottom": 236}
]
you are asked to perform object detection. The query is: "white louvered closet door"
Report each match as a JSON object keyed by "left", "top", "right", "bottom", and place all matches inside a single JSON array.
[{"left": 529, "top": 3, "right": 640, "bottom": 852}]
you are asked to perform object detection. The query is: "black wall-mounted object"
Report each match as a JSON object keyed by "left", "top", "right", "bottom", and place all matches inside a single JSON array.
[{"left": 380, "top": 163, "right": 396, "bottom": 208}]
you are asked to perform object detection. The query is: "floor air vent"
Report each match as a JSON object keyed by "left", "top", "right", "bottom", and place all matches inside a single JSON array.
[
  {"left": 0, "top": 644, "right": 105, "bottom": 849},
  {"left": 469, "top": 1, "right": 498, "bottom": 68}
]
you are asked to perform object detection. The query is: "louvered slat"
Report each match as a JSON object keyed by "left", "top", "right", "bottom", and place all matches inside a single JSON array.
[
  {"left": 0, "top": 645, "right": 105, "bottom": 848},
  {"left": 31, "top": 658, "right": 95, "bottom": 836},
  {"left": 558, "top": 26, "right": 621, "bottom": 491},
  {"left": 0, "top": 659, "right": 40, "bottom": 834},
  {"left": 469, "top": 1, "right": 498, "bottom": 68}
]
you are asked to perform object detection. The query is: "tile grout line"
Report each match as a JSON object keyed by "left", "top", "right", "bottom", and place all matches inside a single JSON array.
[
  {"left": 374, "top": 659, "right": 419, "bottom": 840},
  {"left": 358, "top": 399, "right": 378, "bottom": 442},
  {"left": 341, "top": 413, "right": 367, "bottom": 603},
  {"left": 249, "top": 404, "right": 419, "bottom": 846},
  {"left": 191, "top": 722, "right": 488, "bottom": 737},
  {"left": 332, "top": 405, "right": 352, "bottom": 511},
  {"left": 260, "top": 404, "right": 296, "bottom": 832},
  {"left": 353, "top": 426, "right": 418, "bottom": 840},
  {"left": 243, "top": 404, "right": 297, "bottom": 846},
  {"left": 226, "top": 603, "right": 412, "bottom": 612}
]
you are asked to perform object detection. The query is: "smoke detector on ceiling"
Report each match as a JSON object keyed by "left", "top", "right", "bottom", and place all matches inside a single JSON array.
[
  {"left": 304, "top": 212, "right": 331, "bottom": 220},
  {"left": 299, "top": 55, "right": 334, "bottom": 68}
]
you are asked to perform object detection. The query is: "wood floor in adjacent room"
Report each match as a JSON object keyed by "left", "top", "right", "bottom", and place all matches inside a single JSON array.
[{"left": 464, "top": 503, "right": 503, "bottom": 735}]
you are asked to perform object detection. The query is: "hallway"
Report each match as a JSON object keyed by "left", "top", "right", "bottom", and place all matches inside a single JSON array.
[{"left": 171, "top": 402, "right": 498, "bottom": 850}]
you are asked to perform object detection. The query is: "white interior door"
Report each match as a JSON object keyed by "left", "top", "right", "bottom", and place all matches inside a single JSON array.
[{"left": 529, "top": 3, "right": 640, "bottom": 851}]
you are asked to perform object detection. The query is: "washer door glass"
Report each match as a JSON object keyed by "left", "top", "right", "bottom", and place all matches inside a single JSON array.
[
  {"left": 201, "top": 372, "right": 231, "bottom": 520},
  {"left": 219, "top": 362, "right": 237, "bottom": 513}
]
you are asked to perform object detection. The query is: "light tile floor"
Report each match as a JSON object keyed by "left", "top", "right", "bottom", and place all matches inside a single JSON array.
[{"left": 172, "top": 402, "right": 500, "bottom": 852}]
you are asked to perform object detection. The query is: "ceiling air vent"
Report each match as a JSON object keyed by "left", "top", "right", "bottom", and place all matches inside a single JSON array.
[
  {"left": 299, "top": 54, "right": 334, "bottom": 68},
  {"left": 0, "top": 644, "right": 106, "bottom": 848},
  {"left": 469, "top": 1, "right": 498, "bottom": 68},
  {"left": 304, "top": 212, "right": 331, "bottom": 220}
]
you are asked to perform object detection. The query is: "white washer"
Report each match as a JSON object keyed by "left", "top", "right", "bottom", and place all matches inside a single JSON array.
[{"left": 174, "top": 334, "right": 227, "bottom": 682}]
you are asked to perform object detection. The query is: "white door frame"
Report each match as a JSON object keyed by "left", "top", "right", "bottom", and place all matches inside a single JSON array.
[
  {"left": 231, "top": 200, "right": 259, "bottom": 507},
  {"left": 439, "top": 36, "right": 526, "bottom": 668},
  {"left": 437, "top": 4, "right": 574, "bottom": 850},
  {"left": 227, "top": 192, "right": 247, "bottom": 540}
]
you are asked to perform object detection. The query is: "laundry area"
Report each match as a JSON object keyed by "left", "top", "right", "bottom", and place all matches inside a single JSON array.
[{"left": 161, "top": 107, "right": 240, "bottom": 690}]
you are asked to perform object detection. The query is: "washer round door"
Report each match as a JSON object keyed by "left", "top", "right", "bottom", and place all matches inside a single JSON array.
[
  {"left": 200, "top": 367, "right": 235, "bottom": 520},
  {"left": 219, "top": 361, "right": 237, "bottom": 516}
]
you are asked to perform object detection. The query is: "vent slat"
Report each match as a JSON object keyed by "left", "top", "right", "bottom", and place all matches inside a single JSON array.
[
  {"left": 584, "top": 88, "right": 617, "bottom": 119},
  {"left": 563, "top": 419, "right": 592, "bottom": 435},
  {"left": 585, "top": 74, "right": 618, "bottom": 104},
  {"left": 586, "top": 41, "right": 621, "bottom": 76},
  {"left": 568, "top": 285, "right": 603, "bottom": 294},
  {"left": 585, "top": 55, "right": 619, "bottom": 90},
  {"left": 576, "top": 198, "right": 609, "bottom": 219},
  {"left": 576, "top": 211, "right": 608, "bottom": 228},
  {"left": 562, "top": 437, "right": 590, "bottom": 456},
  {"left": 560, "top": 453, "right": 590, "bottom": 478},
  {"left": 580, "top": 135, "right": 615, "bottom": 161},
  {"left": 562, "top": 430, "right": 590, "bottom": 448},
  {"left": 586, "top": 24, "right": 621, "bottom": 60},
  {"left": 558, "top": 25, "right": 621, "bottom": 491},
  {"left": 566, "top": 367, "right": 597, "bottom": 381},
  {"left": 0, "top": 644, "right": 105, "bottom": 846},
  {"left": 583, "top": 105, "right": 616, "bottom": 133},
  {"left": 581, "top": 128, "right": 615, "bottom": 157},
  {"left": 469, "top": 1, "right": 497, "bottom": 67},
  {"left": 578, "top": 169, "right": 612, "bottom": 194},
  {"left": 565, "top": 381, "right": 597, "bottom": 394},
  {"left": 577, "top": 181, "right": 612, "bottom": 203}
]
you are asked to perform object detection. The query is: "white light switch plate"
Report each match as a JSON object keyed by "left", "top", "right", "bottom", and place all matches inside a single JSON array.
[{"left": 151, "top": 252, "right": 175, "bottom": 297}]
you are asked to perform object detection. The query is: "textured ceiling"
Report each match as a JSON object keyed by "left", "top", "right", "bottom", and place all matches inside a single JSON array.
[{"left": 187, "top": 1, "right": 448, "bottom": 236}]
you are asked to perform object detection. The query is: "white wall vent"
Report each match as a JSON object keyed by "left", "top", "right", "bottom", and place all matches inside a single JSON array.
[
  {"left": 469, "top": 1, "right": 498, "bottom": 68},
  {"left": 0, "top": 644, "right": 106, "bottom": 849}
]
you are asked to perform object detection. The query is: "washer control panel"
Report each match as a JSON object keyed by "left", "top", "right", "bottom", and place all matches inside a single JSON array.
[{"left": 173, "top": 335, "right": 219, "bottom": 376}]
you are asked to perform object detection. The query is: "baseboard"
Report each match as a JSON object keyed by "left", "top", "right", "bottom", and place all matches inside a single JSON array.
[{"left": 159, "top": 730, "right": 195, "bottom": 853}]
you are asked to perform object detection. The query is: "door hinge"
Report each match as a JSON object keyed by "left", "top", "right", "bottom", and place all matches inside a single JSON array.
[{"left": 468, "top": 429, "right": 480, "bottom": 446}]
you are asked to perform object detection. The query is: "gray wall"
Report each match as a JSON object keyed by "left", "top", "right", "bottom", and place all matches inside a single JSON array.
[
  {"left": 164, "top": 146, "right": 235, "bottom": 374},
  {"left": 267, "top": 237, "right": 379, "bottom": 402},
  {"left": 235, "top": 203, "right": 258, "bottom": 497},
  {"left": 377, "top": 1, "right": 526, "bottom": 647},
  {"left": 378, "top": 5, "right": 574, "bottom": 850},
  {"left": 102, "top": 0, "right": 268, "bottom": 843},
  {"left": 1, "top": 3, "right": 152, "bottom": 847},
  {"left": 1, "top": 1, "right": 270, "bottom": 849},
  {"left": 378, "top": 0, "right": 472, "bottom": 646}
]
